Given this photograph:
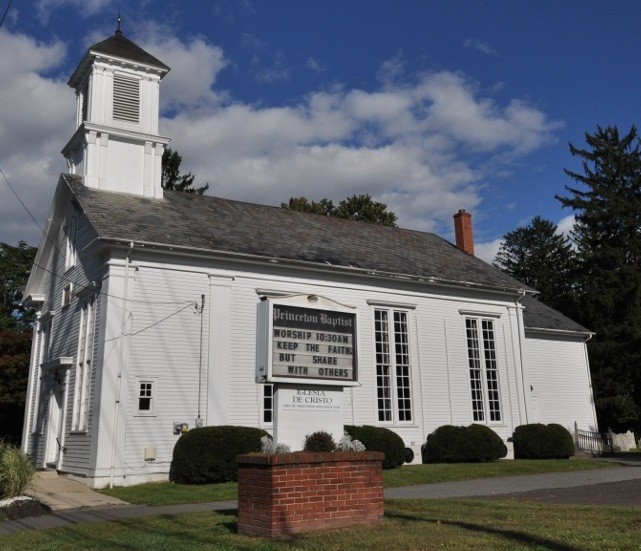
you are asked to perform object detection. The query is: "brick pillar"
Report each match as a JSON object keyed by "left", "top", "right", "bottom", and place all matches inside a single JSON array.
[
  {"left": 237, "top": 451, "right": 384, "bottom": 537},
  {"left": 453, "top": 209, "right": 474, "bottom": 255}
]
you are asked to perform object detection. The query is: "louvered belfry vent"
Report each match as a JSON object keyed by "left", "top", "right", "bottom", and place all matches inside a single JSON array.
[{"left": 113, "top": 74, "right": 140, "bottom": 123}]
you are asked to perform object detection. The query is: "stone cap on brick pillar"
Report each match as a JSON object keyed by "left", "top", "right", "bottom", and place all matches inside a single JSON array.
[
  {"left": 237, "top": 450, "right": 384, "bottom": 466},
  {"left": 453, "top": 209, "right": 474, "bottom": 255}
]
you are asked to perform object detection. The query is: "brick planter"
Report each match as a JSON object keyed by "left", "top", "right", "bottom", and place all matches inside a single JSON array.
[{"left": 237, "top": 451, "right": 384, "bottom": 537}]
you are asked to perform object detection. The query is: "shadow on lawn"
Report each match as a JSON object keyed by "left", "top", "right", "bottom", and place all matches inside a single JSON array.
[{"left": 385, "top": 510, "right": 582, "bottom": 551}]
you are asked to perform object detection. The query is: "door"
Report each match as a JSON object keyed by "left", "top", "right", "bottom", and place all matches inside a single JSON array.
[{"left": 44, "top": 388, "right": 64, "bottom": 467}]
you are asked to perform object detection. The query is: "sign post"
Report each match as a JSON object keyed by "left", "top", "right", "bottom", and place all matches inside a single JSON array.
[{"left": 257, "top": 295, "right": 358, "bottom": 449}]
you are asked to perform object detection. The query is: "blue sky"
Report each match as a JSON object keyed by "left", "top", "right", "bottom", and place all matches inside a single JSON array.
[{"left": 1, "top": 1, "right": 639, "bottom": 261}]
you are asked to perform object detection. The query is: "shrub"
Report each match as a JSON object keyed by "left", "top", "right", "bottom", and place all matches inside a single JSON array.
[
  {"left": 514, "top": 423, "right": 575, "bottom": 459},
  {"left": 0, "top": 443, "right": 35, "bottom": 498},
  {"left": 303, "top": 431, "right": 336, "bottom": 452},
  {"left": 336, "top": 432, "right": 366, "bottom": 452},
  {"left": 170, "top": 425, "right": 269, "bottom": 484},
  {"left": 423, "top": 424, "right": 507, "bottom": 462},
  {"left": 260, "top": 435, "right": 291, "bottom": 455},
  {"left": 345, "top": 425, "right": 405, "bottom": 469}
]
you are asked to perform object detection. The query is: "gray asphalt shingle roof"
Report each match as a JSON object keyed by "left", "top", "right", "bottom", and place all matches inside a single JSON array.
[
  {"left": 63, "top": 175, "right": 589, "bottom": 334},
  {"left": 87, "top": 31, "right": 170, "bottom": 72}
]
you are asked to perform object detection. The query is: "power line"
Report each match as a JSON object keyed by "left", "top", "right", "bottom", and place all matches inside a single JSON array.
[
  {"left": 0, "top": 0, "right": 13, "bottom": 31},
  {"left": 1, "top": 164, "right": 196, "bottom": 307},
  {"left": 0, "top": 166, "right": 43, "bottom": 232}
]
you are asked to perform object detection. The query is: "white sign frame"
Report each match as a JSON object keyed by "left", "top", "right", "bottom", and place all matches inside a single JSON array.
[{"left": 256, "top": 294, "right": 359, "bottom": 387}]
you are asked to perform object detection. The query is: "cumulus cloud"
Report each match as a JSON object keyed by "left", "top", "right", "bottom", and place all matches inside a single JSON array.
[
  {"left": 0, "top": 27, "right": 562, "bottom": 250},
  {"left": 0, "top": 29, "right": 72, "bottom": 245},
  {"left": 134, "top": 23, "right": 228, "bottom": 110},
  {"left": 475, "top": 239, "right": 503, "bottom": 264}
]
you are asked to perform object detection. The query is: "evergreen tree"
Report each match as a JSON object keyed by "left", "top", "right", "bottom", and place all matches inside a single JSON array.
[
  {"left": 161, "top": 148, "right": 209, "bottom": 195},
  {"left": 282, "top": 194, "right": 397, "bottom": 227},
  {"left": 493, "top": 216, "right": 577, "bottom": 313},
  {"left": 557, "top": 125, "right": 641, "bottom": 431}
]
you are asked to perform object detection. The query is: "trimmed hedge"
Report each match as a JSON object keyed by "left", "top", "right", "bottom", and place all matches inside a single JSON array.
[
  {"left": 170, "top": 425, "right": 269, "bottom": 484},
  {"left": 345, "top": 425, "right": 405, "bottom": 469},
  {"left": 513, "top": 423, "right": 575, "bottom": 459},
  {"left": 422, "top": 424, "right": 507, "bottom": 462},
  {"left": 304, "top": 431, "right": 336, "bottom": 452}
]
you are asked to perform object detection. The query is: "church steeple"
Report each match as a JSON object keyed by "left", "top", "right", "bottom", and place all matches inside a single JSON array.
[{"left": 61, "top": 24, "right": 171, "bottom": 198}]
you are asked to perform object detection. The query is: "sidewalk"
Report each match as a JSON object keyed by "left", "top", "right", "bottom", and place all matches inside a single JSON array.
[{"left": 3, "top": 464, "right": 641, "bottom": 536}]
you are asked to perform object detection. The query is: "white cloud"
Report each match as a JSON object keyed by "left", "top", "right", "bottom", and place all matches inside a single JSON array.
[
  {"left": 135, "top": 23, "right": 228, "bottom": 110},
  {"left": 475, "top": 239, "right": 503, "bottom": 264},
  {"left": 556, "top": 214, "right": 575, "bottom": 237},
  {"left": 0, "top": 29, "right": 71, "bottom": 245},
  {"left": 306, "top": 57, "right": 326, "bottom": 73},
  {"left": 463, "top": 38, "right": 496, "bottom": 56},
  {"left": 0, "top": 28, "right": 562, "bottom": 250}
]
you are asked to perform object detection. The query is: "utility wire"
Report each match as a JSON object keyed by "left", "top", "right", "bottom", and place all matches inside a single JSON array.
[
  {"left": 0, "top": 165, "right": 195, "bottom": 307},
  {"left": 0, "top": 0, "right": 13, "bottom": 31},
  {"left": 0, "top": 166, "right": 43, "bottom": 232}
]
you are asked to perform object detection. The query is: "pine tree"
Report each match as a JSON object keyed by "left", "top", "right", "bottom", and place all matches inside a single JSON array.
[
  {"left": 493, "top": 216, "right": 576, "bottom": 313},
  {"left": 161, "top": 148, "right": 209, "bottom": 195},
  {"left": 557, "top": 125, "right": 641, "bottom": 431}
]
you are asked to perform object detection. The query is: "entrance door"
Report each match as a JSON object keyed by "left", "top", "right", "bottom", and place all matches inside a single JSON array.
[{"left": 44, "top": 389, "right": 64, "bottom": 467}]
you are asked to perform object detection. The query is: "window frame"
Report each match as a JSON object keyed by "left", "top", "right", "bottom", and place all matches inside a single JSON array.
[
  {"left": 135, "top": 378, "right": 158, "bottom": 416},
  {"left": 72, "top": 297, "right": 95, "bottom": 432},
  {"left": 464, "top": 316, "right": 503, "bottom": 424},
  {"left": 33, "top": 315, "right": 53, "bottom": 435},
  {"left": 64, "top": 213, "right": 77, "bottom": 272},
  {"left": 373, "top": 307, "right": 414, "bottom": 425}
]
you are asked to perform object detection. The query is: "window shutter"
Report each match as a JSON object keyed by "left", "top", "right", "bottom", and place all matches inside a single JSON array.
[{"left": 113, "top": 74, "right": 140, "bottom": 123}]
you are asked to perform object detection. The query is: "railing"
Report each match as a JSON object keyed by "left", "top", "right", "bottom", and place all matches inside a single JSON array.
[{"left": 574, "top": 422, "right": 613, "bottom": 454}]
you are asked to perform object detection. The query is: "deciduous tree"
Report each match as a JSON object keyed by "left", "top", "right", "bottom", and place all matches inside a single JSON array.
[{"left": 282, "top": 194, "right": 397, "bottom": 227}]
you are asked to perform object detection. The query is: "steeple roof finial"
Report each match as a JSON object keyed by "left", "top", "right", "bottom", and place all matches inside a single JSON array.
[{"left": 116, "top": 13, "right": 122, "bottom": 35}]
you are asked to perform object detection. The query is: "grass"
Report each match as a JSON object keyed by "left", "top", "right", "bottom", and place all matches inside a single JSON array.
[
  {"left": 98, "top": 459, "right": 612, "bottom": 505},
  {"left": 2, "top": 499, "right": 641, "bottom": 550}
]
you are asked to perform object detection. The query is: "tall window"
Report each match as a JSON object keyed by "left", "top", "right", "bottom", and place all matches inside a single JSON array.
[
  {"left": 73, "top": 298, "right": 95, "bottom": 431},
  {"left": 34, "top": 317, "right": 52, "bottom": 434},
  {"left": 374, "top": 308, "right": 412, "bottom": 423},
  {"left": 113, "top": 74, "right": 140, "bottom": 123},
  {"left": 64, "top": 213, "right": 77, "bottom": 271},
  {"left": 465, "top": 317, "right": 501, "bottom": 422}
]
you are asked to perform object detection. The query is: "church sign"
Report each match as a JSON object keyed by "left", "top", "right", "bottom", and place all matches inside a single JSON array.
[{"left": 257, "top": 295, "right": 358, "bottom": 386}]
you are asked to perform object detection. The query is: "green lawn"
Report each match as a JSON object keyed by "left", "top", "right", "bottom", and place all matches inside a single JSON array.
[
  {"left": 98, "top": 459, "right": 611, "bottom": 506},
  {"left": 2, "top": 499, "right": 639, "bottom": 550}
]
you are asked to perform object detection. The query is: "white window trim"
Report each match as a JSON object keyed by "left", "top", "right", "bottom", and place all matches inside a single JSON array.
[
  {"left": 64, "top": 213, "right": 77, "bottom": 272},
  {"left": 33, "top": 315, "right": 54, "bottom": 435},
  {"left": 72, "top": 297, "right": 95, "bottom": 432},
  {"left": 62, "top": 283, "right": 72, "bottom": 308},
  {"left": 373, "top": 306, "right": 414, "bottom": 425},
  {"left": 464, "top": 316, "right": 503, "bottom": 425},
  {"left": 135, "top": 377, "right": 158, "bottom": 416}
]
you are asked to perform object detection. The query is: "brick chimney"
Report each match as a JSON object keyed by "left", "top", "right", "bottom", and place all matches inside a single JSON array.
[{"left": 453, "top": 209, "right": 474, "bottom": 255}]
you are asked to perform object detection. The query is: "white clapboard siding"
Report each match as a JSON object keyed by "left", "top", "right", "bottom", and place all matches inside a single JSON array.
[
  {"left": 524, "top": 333, "right": 597, "bottom": 432},
  {"left": 124, "top": 266, "right": 210, "bottom": 467}
]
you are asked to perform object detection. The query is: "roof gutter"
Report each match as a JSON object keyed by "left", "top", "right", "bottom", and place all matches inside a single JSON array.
[{"left": 93, "top": 236, "right": 535, "bottom": 298}]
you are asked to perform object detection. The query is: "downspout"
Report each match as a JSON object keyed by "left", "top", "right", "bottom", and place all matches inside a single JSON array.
[
  {"left": 515, "top": 291, "right": 528, "bottom": 425},
  {"left": 109, "top": 242, "right": 133, "bottom": 489}
]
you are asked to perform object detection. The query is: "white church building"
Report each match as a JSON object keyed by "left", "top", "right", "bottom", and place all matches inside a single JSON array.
[{"left": 21, "top": 30, "right": 598, "bottom": 488}]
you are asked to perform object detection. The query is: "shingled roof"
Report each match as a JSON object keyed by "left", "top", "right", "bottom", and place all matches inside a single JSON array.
[
  {"left": 88, "top": 31, "right": 170, "bottom": 71},
  {"left": 68, "top": 31, "right": 169, "bottom": 87},
  {"left": 62, "top": 175, "right": 589, "bottom": 334}
]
